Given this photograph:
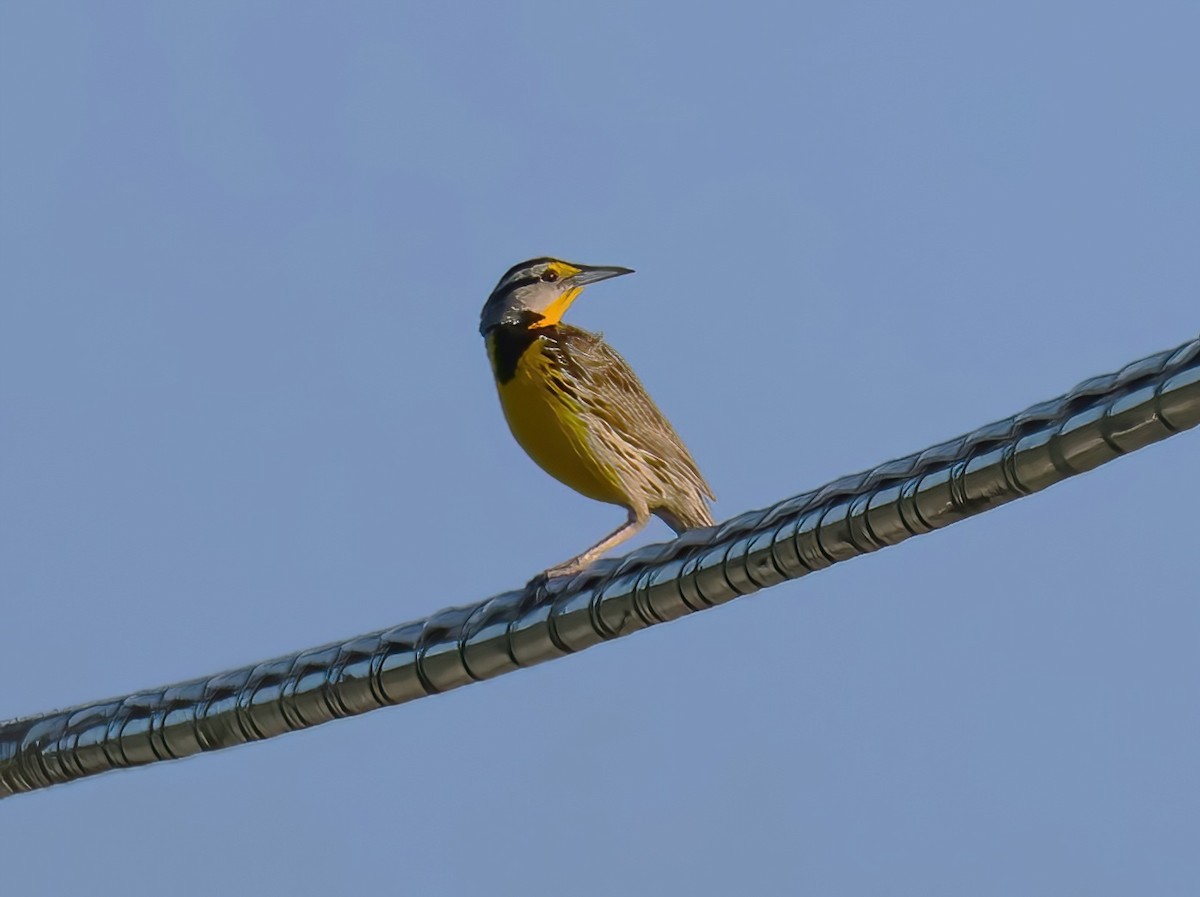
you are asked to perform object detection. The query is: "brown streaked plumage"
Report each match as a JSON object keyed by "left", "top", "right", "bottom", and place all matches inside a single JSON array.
[{"left": 480, "top": 257, "right": 714, "bottom": 578}]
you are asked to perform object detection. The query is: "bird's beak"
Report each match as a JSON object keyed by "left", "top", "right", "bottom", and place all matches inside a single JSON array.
[
  {"left": 535, "top": 265, "right": 634, "bottom": 327},
  {"left": 567, "top": 265, "right": 634, "bottom": 287}
]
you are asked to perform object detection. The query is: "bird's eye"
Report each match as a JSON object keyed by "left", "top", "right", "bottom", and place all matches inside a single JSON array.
[{"left": 540, "top": 269, "right": 559, "bottom": 283}]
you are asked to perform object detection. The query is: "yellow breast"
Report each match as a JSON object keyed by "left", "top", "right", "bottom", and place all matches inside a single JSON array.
[{"left": 489, "top": 333, "right": 627, "bottom": 507}]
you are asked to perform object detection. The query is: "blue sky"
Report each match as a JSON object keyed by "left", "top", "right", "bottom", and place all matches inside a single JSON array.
[{"left": 2, "top": 2, "right": 1197, "bottom": 894}]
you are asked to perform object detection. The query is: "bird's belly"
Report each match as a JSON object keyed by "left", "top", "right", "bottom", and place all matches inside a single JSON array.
[{"left": 496, "top": 362, "right": 627, "bottom": 506}]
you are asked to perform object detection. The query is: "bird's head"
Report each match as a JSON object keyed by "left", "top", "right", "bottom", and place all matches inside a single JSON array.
[{"left": 479, "top": 257, "right": 633, "bottom": 335}]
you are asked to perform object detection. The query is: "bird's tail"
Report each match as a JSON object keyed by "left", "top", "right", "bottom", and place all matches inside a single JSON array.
[{"left": 654, "top": 501, "right": 715, "bottom": 534}]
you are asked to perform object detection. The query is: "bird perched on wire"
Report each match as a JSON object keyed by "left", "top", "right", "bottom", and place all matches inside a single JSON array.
[{"left": 480, "top": 257, "right": 715, "bottom": 578}]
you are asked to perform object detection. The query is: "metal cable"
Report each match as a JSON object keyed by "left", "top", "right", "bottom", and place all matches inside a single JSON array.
[{"left": 3, "top": 334, "right": 1198, "bottom": 799}]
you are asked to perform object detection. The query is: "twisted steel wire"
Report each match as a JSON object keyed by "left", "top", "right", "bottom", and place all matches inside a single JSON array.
[{"left": 2, "top": 334, "right": 1198, "bottom": 799}]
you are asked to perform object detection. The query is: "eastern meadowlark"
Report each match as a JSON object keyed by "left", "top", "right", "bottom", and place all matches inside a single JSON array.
[{"left": 480, "top": 257, "right": 715, "bottom": 578}]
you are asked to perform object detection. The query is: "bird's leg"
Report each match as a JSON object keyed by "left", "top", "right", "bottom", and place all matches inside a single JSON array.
[{"left": 542, "top": 510, "right": 648, "bottom": 579}]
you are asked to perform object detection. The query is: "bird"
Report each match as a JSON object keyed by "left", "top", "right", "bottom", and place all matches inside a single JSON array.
[{"left": 480, "top": 257, "right": 715, "bottom": 578}]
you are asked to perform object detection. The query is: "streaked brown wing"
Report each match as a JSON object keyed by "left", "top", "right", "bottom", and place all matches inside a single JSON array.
[{"left": 554, "top": 326, "right": 714, "bottom": 502}]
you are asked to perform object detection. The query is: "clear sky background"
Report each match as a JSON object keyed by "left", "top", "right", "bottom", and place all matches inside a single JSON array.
[{"left": 2, "top": 2, "right": 1198, "bottom": 894}]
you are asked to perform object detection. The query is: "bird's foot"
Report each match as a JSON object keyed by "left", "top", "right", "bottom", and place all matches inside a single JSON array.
[
  {"left": 525, "top": 570, "right": 552, "bottom": 591},
  {"left": 539, "top": 559, "right": 590, "bottom": 581}
]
